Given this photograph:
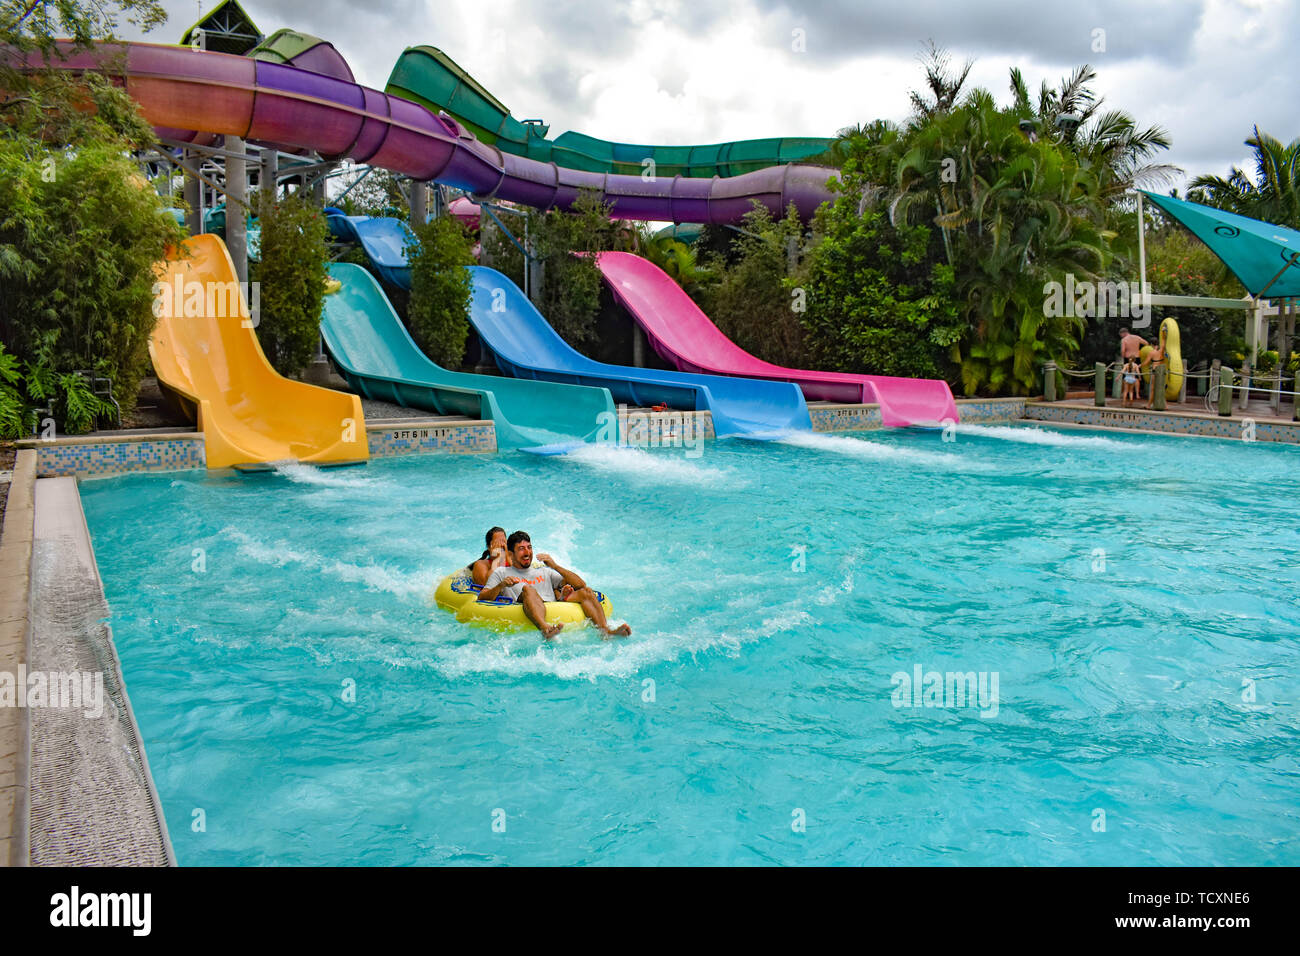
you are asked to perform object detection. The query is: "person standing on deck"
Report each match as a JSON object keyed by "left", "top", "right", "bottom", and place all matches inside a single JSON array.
[{"left": 1119, "top": 328, "right": 1151, "bottom": 399}]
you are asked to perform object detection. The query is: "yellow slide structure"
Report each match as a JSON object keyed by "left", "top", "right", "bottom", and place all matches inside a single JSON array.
[
  {"left": 1140, "top": 317, "right": 1185, "bottom": 401},
  {"left": 151, "top": 235, "right": 369, "bottom": 470}
]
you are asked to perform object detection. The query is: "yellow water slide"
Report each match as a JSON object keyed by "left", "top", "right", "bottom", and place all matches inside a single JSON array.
[{"left": 151, "top": 235, "right": 369, "bottom": 469}]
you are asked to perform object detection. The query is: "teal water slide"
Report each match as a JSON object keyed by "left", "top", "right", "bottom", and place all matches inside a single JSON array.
[{"left": 321, "top": 263, "right": 617, "bottom": 449}]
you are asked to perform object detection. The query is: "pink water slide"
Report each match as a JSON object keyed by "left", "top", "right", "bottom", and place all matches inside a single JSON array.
[{"left": 593, "top": 252, "right": 960, "bottom": 426}]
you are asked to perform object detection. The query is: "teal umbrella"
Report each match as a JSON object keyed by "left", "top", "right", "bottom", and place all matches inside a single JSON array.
[{"left": 1142, "top": 190, "right": 1300, "bottom": 298}]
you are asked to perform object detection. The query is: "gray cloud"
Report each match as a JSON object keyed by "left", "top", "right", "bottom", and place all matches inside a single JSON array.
[{"left": 754, "top": 0, "right": 1203, "bottom": 65}]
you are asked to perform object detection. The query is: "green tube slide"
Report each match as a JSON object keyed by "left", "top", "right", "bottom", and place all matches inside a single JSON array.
[
  {"left": 321, "top": 263, "right": 617, "bottom": 450},
  {"left": 385, "top": 45, "right": 834, "bottom": 179}
]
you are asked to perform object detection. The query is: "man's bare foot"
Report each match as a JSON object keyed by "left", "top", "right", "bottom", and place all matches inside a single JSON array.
[
  {"left": 542, "top": 622, "right": 564, "bottom": 640},
  {"left": 600, "top": 623, "right": 632, "bottom": 639}
]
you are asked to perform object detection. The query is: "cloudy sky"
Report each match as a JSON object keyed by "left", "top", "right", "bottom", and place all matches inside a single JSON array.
[{"left": 117, "top": 0, "right": 1296, "bottom": 189}]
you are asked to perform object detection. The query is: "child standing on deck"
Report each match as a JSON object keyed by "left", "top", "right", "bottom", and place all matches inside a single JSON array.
[{"left": 1122, "top": 357, "right": 1140, "bottom": 407}]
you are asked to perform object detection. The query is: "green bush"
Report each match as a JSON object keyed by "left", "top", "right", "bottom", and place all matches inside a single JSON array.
[
  {"left": 478, "top": 189, "right": 631, "bottom": 346},
  {"left": 0, "top": 340, "right": 113, "bottom": 438},
  {"left": 696, "top": 203, "right": 809, "bottom": 368},
  {"left": 335, "top": 169, "right": 409, "bottom": 220},
  {"left": 800, "top": 198, "right": 962, "bottom": 381},
  {"left": 250, "top": 192, "right": 329, "bottom": 377},
  {"left": 0, "top": 74, "right": 185, "bottom": 418},
  {"left": 406, "top": 214, "right": 475, "bottom": 368},
  {"left": 531, "top": 190, "right": 631, "bottom": 345}
]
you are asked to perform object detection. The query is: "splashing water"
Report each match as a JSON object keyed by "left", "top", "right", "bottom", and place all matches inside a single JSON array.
[{"left": 79, "top": 429, "right": 1300, "bottom": 866}]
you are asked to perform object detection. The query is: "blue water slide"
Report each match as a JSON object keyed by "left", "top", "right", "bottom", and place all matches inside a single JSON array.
[
  {"left": 320, "top": 263, "right": 617, "bottom": 449},
  {"left": 465, "top": 266, "right": 811, "bottom": 437},
  {"left": 329, "top": 215, "right": 415, "bottom": 287}
]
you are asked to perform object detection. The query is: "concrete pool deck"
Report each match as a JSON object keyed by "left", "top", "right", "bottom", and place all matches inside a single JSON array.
[
  {"left": 0, "top": 449, "right": 33, "bottom": 865},
  {"left": 2, "top": 460, "right": 173, "bottom": 866}
]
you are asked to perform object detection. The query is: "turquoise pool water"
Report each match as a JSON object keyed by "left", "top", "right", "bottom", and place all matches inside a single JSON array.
[{"left": 80, "top": 425, "right": 1300, "bottom": 865}]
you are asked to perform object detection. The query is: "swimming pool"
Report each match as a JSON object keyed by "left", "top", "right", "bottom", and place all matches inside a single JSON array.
[{"left": 79, "top": 425, "right": 1300, "bottom": 865}]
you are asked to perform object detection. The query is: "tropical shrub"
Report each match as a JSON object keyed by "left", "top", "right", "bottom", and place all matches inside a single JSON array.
[
  {"left": 249, "top": 192, "right": 329, "bottom": 377},
  {"left": 696, "top": 204, "right": 810, "bottom": 369},
  {"left": 479, "top": 189, "right": 631, "bottom": 346},
  {"left": 0, "top": 340, "right": 113, "bottom": 438},
  {"left": 0, "top": 68, "right": 185, "bottom": 417},
  {"left": 406, "top": 214, "right": 475, "bottom": 368},
  {"left": 890, "top": 87, "right": 1113, "bottom": 395},
  {"left": 802, "top": 187, "right": 962, "bottom": 381}
]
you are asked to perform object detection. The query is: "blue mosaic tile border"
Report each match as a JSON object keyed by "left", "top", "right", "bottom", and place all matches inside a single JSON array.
[
  {"left": 954, "top": 397, "right": 1027, "bottom": 423},
  {"left": 25, "top": 437, "right": 205, "bottom": 478},
  {"left": 367, "top": 422, "right": 496, "bottom": 458},
  {"left": 808, "top": 398, "right": 1024, "bottom": 432},
  {"left": 1025, "top": 402, "right": 1300, "bottom": 444},
  {"left": 22, "top": 418, "right": 499, "bottom": 478},
  {"left": 810, "top": 404, "right": 884, "bottom": 432},
  {"left": 619, "top": 409, "right": 715, "bottom": 443}
]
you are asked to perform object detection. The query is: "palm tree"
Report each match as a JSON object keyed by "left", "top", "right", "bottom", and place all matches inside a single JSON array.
[
  {"left": 1189, "top": 127, "right": 1300, "bottom": 228},
  {"left": 890, "top": 89, "right": 1111, "bottom": 394},
  {"left": 908, "top": 40, "right": 974, "bottom": 124},
  {"left": 1009, "top": 66, "right": 1177, "bottom": 200},
  {"left": 639, "top": 234, "right": 708, "bottom": 296}
]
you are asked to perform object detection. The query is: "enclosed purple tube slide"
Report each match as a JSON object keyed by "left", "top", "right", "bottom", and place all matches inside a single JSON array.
[{"left": 25, "top": 42, "right": 837, "bottom": 224}]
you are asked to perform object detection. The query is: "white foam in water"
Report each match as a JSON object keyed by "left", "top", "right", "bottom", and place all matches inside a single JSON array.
[
  {"left": 223, "top": 527, "right": 437, "bottom": 599},
  {"left": 957, "top": 423, "right": 1128, "bottom": 449},
  {"left": 813, "top": 548, "right": 866, "bottom": 606},
  {"left": 556, "top": 443, "right": 736, "bottom": 486},
  {"left": 272, "top": 461, "right": 380, "bottom": 489},
  {"left": 778, "top": 430, "right": 981, "bottom": 470},
  {"left": 532, "top": 504, "right": 583, "bottom": 566},
  {"left": 427, "top": 596, "right": 814, "bottom": 682},
  {"left": 428, "top": 613, "right": 800, "bottom": 681}
]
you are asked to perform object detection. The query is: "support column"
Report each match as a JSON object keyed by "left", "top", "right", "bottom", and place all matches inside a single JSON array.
[
  {"left": 632, "top": 323, "right": 647, "bottom": 368},
  {"left": 1246, "top": 300, "right": 1262, "bottom": 369},
  {"left": 225, "top": 136, "right": 248, "bottom": 284},
  {"left": 528, "top": 258, "right": 544, "bottom": 308},
  {"left": 260, "top": 148, "right": 278, "bottom": 202},
  {"left": 410, "top": 181, "right": 428, "bottom": 229},
  {"left": 1279, "top": 299, "right": 1295, "bottom": 415},
  {"left": 1094, "top": 362, "right": 1106, "bottom": 407},
  {"left": 183, "top": 150, "right": 202, "bottom": 236}
]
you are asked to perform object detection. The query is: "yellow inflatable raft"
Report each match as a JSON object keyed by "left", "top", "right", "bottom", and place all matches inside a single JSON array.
[
  {"left": 1139, "top": 317, "right": 1184, "bottom": 400},
  {"left": 434, "top": 568, "right": 613, "bottom": 629}
]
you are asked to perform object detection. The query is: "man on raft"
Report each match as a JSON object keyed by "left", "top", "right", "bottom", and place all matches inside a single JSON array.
[{"left": 478, "top": 530, "right": 632, "bottom": 640}]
